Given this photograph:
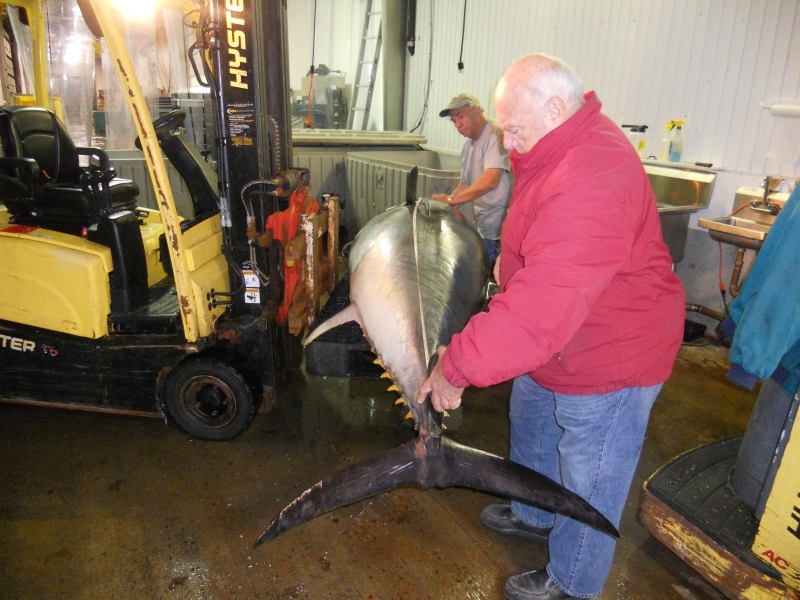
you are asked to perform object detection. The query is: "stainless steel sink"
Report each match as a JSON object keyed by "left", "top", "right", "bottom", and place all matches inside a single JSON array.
[
  {"left": 644, "top": 162, "right": 716, "bottom": 213},
  {"left": 697, "top": 186, "right": 789, "bottom": 250},
  {"left": 643, "top": 162, "right": 717, "bottom": 263},
  {"left": 698, "top": 216, "right": 771, "bottom": 250}
]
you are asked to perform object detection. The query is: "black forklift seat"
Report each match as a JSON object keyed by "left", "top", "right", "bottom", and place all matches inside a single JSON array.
[
  {"left": 138, "top": 109, "right": 219, "bottom": 219},
  {"left": 161, "top": 133, "right": 219, "bottom": 217},
  {"left": 0, "top": 105, "right": 139, "bottom": 233}
]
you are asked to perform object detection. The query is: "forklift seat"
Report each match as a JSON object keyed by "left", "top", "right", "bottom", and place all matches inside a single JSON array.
[
  {"left": 137, "top": 109, "right": 219, "bottom": 219},
  {"left": 160, "top": 133, "right": 219, "bottom": 217},
  {"left": 0, "top": 106, "right": 139, "bottom": 233}
]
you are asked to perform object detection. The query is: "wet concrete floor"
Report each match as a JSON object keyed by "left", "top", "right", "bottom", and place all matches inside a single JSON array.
[{"left": 1, "top": 342, "right": 756, "bottom": 599}]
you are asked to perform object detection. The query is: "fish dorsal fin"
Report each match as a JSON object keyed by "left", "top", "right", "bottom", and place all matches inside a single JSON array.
[
  {"left": 404, "top": 167, "right": 419, "bottom": 206},
  {"left": 303, "top": 304, "right": 362, "bottom": 347}
]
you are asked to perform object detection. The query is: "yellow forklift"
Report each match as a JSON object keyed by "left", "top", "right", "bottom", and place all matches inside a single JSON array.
[
  {"left": 0, "top": 0, "right": 339, "bottom": 440},
  {"left": 640, "top": 402, "right": 800, "bottom": 599},
  {"left": 639, "top": 181, "right": 800, "bottom": 599}
]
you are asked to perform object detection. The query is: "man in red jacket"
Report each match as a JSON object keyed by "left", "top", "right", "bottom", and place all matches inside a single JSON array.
[{"left": 417, "top": 54, "right": 685, "bottom": 600}]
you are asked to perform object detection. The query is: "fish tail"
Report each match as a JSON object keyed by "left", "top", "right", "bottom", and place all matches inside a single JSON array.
[
  {"left": 438, "top": 437, "right": 619, "bottom": 538},
  {"left": 256, "top": 436, "right": 618, "bottom": 546},
  {"left": 255, "top": 441, "right": 420, "bottom": 546}
]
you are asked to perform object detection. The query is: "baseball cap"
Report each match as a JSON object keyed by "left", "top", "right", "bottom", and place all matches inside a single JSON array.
[{"left": 438, "top": 93, "right": 481, "bottom": 118}]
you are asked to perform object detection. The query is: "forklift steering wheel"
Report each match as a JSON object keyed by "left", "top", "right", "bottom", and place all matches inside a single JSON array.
[
  {"left": 134, "top": 110, "right": 187, "bottom": 149},
  {"left": 152, "top": 110, "right": 187, "bottom": 136}
]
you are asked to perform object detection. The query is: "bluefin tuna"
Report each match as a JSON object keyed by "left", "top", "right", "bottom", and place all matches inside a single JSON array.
[{"left": 255, "top": 198, "right": 618, "bottom": 546}]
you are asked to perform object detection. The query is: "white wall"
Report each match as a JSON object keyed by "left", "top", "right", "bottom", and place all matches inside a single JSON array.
[
  {"left": 287, "top": 0, "right": 384, "bottom": 129},
  {"left": 287, "top": 0, "right": 353, "bottom": 91},
  {"left": 404, "top": 0, "right": 800, "bottom": 219}
]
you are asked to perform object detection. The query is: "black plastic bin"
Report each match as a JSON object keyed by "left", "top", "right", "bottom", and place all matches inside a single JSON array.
[{"left": 305, "top": 275, "right": 383, "bottom": 378}]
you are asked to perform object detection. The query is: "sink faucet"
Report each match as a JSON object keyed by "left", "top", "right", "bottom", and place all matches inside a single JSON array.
[{"left": 750, "top": 175, "right": 784, "bottom": 215}]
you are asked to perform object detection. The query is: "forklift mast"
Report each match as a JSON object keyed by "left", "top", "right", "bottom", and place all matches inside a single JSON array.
[
  {"left": 197, "top": 0, "right": 338, "bottom": 392},
  {"left": 214, "top": 0, "right": 293, "bottom": 223},
  {"left": 205, "top": 0, "right": 292, "bottom": 300},
  {"left": 213, "top": 0, "right": 295, "bottom": 394}
]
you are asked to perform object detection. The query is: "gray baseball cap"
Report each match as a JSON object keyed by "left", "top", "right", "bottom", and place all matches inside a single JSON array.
[{"left": 439, "top": 93, "right": 481, "bottom": 117}]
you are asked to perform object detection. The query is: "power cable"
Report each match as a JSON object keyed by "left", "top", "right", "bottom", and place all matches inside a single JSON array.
[
  {"left": 311, "top": 0, "right": 317, "bottom": 69},
  {"left": 457, "top": 0, "right": 466, "bottom": 71},
  {"left": 306, "top": 0, "right": 318, "bottom": 127}
]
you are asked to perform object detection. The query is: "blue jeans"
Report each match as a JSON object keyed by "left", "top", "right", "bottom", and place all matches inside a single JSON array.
[
  {"left": 483, "top": 238, "right": 500, "bottom": 268},
  {"left": 509, "top": 375, "right": 661, "bottom": 598}
]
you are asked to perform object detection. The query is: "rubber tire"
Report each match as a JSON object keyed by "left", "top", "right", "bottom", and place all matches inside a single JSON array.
[{"left": 165, "top": 358, "right": 255, "bottom": 441}]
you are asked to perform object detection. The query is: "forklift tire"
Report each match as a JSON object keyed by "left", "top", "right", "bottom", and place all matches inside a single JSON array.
[{"left": 165, "top": 359, "right": 255, "bottom": 441}]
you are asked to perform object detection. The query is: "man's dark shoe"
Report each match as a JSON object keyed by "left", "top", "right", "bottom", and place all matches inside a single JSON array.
[
  {"left": 502, "top": 569, "right": 577, "bottom": 600},
  {"left": 480, "top": 504, "right": 551, "bottom": 544}
]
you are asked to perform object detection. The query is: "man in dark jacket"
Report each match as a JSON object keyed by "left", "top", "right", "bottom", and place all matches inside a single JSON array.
[{"left": 418, "top": 54, "right": 685, "bottom": 599}]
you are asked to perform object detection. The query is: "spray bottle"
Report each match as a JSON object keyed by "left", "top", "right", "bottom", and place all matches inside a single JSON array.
[
  {"left": 621, "top": 124, "right": 648, "bottom": 158},
  {"left": 666, "top": 120, "right": 685, "bottom": 162},
  {"left": 658, "top": 125, "right": 671, "bottom": 161}
]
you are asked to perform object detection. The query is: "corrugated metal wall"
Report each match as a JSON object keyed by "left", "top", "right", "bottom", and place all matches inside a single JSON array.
[{"left": 405, "top": 0, "right": 800, "bottom": 179}]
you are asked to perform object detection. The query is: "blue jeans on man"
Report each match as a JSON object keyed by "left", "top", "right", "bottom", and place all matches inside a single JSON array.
[
  {"left": 484, "top": 238, "right": 501, "bottom": 268},
  {"left": 509, "top": 375, "right": 661, "bottom": 598}
]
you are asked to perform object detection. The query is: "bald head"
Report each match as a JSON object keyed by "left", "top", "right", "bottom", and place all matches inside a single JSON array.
[{"left": 495, "top": 54, "right": 585, "bottom": 153}]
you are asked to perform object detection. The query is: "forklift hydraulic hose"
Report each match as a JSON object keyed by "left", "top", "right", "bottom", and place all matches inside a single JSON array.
[
  {"left": 188, "top": 41, "right": 210, "bottom": 88},
  {"left": 241, "top": 180, "right": 281, "bottom": 221},
  {"left": 210, "top": 255, "right": 245, "bottom": 299},
  {"left": 239, "top": 179, "right": 279, "bottom": 287},
  {"left": 202, "top": 0, "right": 233, "bottom": 239}
]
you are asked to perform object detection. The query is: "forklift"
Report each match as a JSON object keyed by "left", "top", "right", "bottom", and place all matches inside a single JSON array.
[
  {"left": 639, "top": 389, "right": 800, "bottom": 599},
  {"left": 640, "top": 248, "right": 800, "bottom": 596},
  {"left": 0, "top": 0, "right": 340, "bottom": 440}
]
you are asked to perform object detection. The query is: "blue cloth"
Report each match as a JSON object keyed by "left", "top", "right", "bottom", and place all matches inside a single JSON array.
[
  {"left": 728, "top": 184, "right": 800, "bottom": 397},
  {"left": 509, "top": 375, "right": 661, "bottom": 597}
]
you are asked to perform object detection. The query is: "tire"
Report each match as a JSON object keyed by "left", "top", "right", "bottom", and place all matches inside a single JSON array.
[{"left": 165, "top": 358, "right": 256, "bottom": 441}]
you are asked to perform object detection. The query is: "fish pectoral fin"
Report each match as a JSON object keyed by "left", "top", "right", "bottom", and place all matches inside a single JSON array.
[
  {"left": 256, "top": 440, "right": 422, "bottom": 546},
  {"left": 438, "top": 437, "right": 620, "bottom": 539},
  {"left": 303, "top": 304, "right": 362, "bottom": 347}
]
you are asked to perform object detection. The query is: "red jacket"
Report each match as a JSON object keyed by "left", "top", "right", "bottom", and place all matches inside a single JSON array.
[{"left": 442, "top": 92, "right": 685, "bottom": 394}]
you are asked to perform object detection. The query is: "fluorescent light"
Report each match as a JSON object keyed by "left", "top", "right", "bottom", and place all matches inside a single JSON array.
[
  {"left": 63, "top": 34, "right": 85, "bottom": 65},
  {"left": 110, "top": 0, "right": 158, "bottom": 19}
]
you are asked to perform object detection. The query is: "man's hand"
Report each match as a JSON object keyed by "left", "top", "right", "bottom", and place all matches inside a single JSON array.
[
  {"left": 431, "top": 193, "right": 449, "bottom": 204},
  {"left": 493, "top": 251, "right": 502, "bottom": 283},
  {"left": 417, "top": 345, "right": 465, "bottom": 412}
]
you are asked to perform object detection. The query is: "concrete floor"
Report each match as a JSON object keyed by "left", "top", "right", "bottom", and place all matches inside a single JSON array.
[{"left": 0, "top": 342, "right": 757, "bottom": 599}]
